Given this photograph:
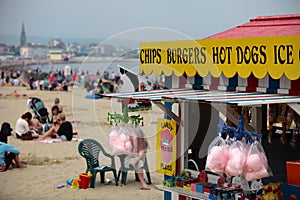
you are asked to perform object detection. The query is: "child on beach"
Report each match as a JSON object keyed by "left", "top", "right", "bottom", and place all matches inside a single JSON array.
[
  {"left": 52, "top": 97, "right": 63, "bottom": 113},
  {"left": 49, "top": 105, "right": 60, "bottom": 125}
]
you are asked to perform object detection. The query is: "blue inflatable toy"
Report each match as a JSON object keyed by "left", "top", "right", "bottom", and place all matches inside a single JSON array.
[{"left": 85, "top": 94, "right": 102, "bottom": 99}]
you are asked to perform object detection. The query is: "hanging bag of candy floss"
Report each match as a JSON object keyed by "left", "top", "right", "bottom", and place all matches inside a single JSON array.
[
  {"left": 205, "top": 135, "right": 229, "bottom": 175},
  {"left": 108, "top": 126, "right": 133, "bottom": 155},
  {"left": 225, "top": 140, "right": 247, "bottom": 177},
  {"left": 243, "top": 141, "right": 272, "bottom": 181}
]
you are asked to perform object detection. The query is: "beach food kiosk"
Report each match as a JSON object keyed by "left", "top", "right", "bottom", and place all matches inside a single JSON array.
[{"left": 103, "top": 14, "right": 300, "bottom": 199}]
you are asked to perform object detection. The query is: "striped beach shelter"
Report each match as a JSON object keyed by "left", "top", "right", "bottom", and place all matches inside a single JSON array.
[
  {"left": 140, "top": 14, "right": 299, "bottom": 200},
  {"left": 103, "top": 14, "right": 300, "bottom": 200}
]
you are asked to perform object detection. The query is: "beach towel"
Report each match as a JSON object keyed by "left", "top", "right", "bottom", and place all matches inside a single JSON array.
[{"left": 35, "top": 138, "right": 83, "bottom": 143}]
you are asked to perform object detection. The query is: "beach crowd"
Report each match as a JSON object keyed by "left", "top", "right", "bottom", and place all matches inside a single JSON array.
[{"left": 0, "top": 66, "right": 124, "bottom": 95}]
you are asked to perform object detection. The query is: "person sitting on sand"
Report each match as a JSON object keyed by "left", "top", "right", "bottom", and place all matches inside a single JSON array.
[
  {"left": 49, "top": 105, "right": 60, "bottom": 125},
  {"left": 0, "top": 142, "right": 26, "bottom": 171},
  {"left": 29, "top": 115, "right": 43, "bottom": 135},
  {"left": 52, "top": 97, "right": 63, "bottom": 113},
  {"left": 0, "top": 123, "right": 26, "bottom": 171},
  {"left": 15, "top": 112, "right": 39, "bottom": 139},
  {"left": 36, "top": 113, "right": 73, "bottom": 141}
]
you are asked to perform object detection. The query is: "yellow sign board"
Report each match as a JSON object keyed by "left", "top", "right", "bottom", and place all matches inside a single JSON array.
[
  {"left": 156, "top": 118, "right": 177, "bottom": 176},
  {"left": 140, "top": 35, "right": 300, "bottom": 80}
]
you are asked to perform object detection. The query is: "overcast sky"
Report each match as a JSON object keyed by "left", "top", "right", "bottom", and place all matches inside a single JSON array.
[{"left": 0, "top": 0, "right": 299, "bottom": 42}]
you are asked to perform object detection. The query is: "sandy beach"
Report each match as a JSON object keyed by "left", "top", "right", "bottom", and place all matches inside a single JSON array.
[{"left": 0, "top": 85, "right": 164, "bottom": 200}]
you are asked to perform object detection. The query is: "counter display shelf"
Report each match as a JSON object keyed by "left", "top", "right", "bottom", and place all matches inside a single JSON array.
[{"left": 154, "top": 185, "right": 210, "bottom": 200}]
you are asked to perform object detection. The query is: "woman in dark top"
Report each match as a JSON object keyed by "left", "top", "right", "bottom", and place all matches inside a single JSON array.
[
  {"left": 57, "top": 120, "right": 73, "bottom": 141},
  {"left": 36, "top": 113, "right": 73, "bottom": 141}
]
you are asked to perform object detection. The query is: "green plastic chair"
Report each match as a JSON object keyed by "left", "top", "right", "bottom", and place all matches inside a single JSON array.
[
  {"left": 78, "top": 139, "right": 118, "bottom": 188},
  {"left": 117, "top": 154, "right": 152, "bottom": 185}
]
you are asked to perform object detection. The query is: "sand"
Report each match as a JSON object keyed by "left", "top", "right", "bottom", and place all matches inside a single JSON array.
[{"left": 0, "top": 85, "right": 164, "bottom": 200}]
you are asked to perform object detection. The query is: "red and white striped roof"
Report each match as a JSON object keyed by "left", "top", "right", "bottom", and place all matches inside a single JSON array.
[
  {"left": 101, "top": 89, "right": 300, "bottom": 106},
  {"left": 206, "top": 14, "right": 300, "bottom": 39}
]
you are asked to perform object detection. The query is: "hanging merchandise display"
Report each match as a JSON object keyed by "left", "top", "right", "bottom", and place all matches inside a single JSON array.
[
  {"left": 154, "top": 114, "right": 274, "bottom": 199},
  {"left": 205, "top": 114, "right": 272, "bottom": 185}
]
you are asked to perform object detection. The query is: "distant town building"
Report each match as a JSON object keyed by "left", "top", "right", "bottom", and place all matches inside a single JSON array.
[
  {"left": 20, "top": 43, "right": 48, "bottom": 59},
  {"left": 20, "top": 22, "right": 27, "bottom": 47},
  {"left": 48, "top": 39, "right": 65, "bottom": 49},
  {"left": 76, "top": 42, "right": 89, "bottom": 56},
  {"left": 88, "top": 44, "right": 114, "bottom": 57},
  {"left": 0, "top": 44, "right": 10, "bottom": 55},
  {"left": 48, "top": 49, "right": 63, "bottom": 61},
  {"left": 99, "top": 44, "right": 113, "bottom": 56},
  {"left": 65, "top": 43, "right": 77, "bottom": 58}
]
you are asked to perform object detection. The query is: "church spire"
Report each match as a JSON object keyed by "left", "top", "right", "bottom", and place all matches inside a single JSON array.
[{"left": 20, "top": 22, "right": 26, "bottom": 47}]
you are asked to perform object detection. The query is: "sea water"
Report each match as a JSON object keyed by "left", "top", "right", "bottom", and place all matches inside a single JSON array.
[{"left": 34, "top": 60, "right": 140, "bottom": 76}]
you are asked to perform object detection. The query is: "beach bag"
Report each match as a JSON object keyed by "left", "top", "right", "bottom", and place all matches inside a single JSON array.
[{"left": 21, "top": 132, "right": 33, "bottom": 140}]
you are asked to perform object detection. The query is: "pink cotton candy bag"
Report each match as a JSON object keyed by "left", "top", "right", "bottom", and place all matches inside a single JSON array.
[
  {"left": 243, "top": 141, "right": 271, "bottom": 181},
  {"left": 108, "top": 126, "right": 133, "bottom": 155},
  {"left": 225, "top": 140, "right": 247, "bottom": 177},
  {"left": 205, "top": 136, "right": 230, "bottom": 175}
]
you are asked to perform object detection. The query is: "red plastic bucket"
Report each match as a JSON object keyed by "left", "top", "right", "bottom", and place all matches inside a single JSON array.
[{"left": 79, "top": 173, "right": 92, "bottom": 189}]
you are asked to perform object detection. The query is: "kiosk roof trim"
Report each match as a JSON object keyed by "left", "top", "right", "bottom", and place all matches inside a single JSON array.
[{"left": 101, "top": 89, "right": 300, "bottom": 106}]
